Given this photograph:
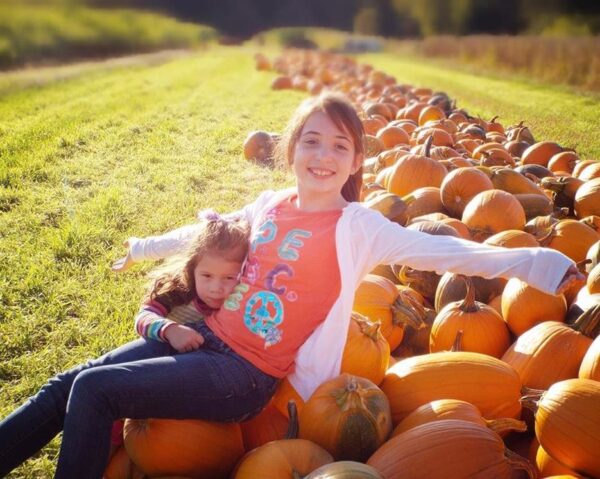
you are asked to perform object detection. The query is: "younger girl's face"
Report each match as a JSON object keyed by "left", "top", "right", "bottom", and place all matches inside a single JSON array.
[
  {"left": 292, "top": 110, "right": 361, "bottom": 209},
  {"left": 193, "top": 253, "right": 242, "bottom": 309}
]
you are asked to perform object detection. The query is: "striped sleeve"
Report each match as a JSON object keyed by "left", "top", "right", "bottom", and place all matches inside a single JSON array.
[{"left": 134, "top": 300, "right": 175, "bottom": 342}]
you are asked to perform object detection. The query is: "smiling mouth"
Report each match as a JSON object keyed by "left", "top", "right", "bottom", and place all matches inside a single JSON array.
[{"left": 309, "top": 167, "right": 335, "bottom": 177}]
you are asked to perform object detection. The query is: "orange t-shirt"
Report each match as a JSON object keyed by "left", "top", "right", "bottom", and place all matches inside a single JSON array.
[{"left": 206, "top": 199, "right": 341, "bottom": 377}]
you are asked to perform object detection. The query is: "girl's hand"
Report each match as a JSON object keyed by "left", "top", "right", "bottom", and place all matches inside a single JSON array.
[
  {"left": 112, "top": 240, "right": 134, "bottom": 273},
  {"left": 164, "top": 324, "right": 205, "bottom": 353},
  {"left": 555, "top": 264, "right": 586, "bottom": 296}
]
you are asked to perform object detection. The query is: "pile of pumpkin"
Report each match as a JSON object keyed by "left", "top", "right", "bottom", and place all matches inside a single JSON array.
[{"left": 104, "top": 50, "right": 600, "bottom": 479}]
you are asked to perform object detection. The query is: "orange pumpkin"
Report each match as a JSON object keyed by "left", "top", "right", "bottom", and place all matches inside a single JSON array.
[
  {"left": 390, "top": 399, "right": 526, "bottom": 438},
  {"left": 538, "top": 219, "right": 599, "bottom": 263},
  {"left": 123, "top": 418, "right": 244, "bottom": 478},
  {"left": 438, "top": 217, "right": 472, "bottom": 239},
  {"left": 367, "top": 419, "right": 536, "bottom": 479},
  {"left": 462, "top": 189, "right": 526, "bottom": 242},
  {"left": 430, "top": 277, "right": 510, "bottom": 358},
  {"left": 243, "top": 131, "right": 276, "bottom": 164},
  {"left": 490, "top": 168, "right": 545, "bottom": 196},
  {"left": 501, "top": 313, "right": 599, "bottom": 389},
  {"left": 232, "top": 439, "right": 333, "bottom": 479},
  {"left": 254, "top": 53, "right": 271, "bottom": 71},
  {"left": 579, "top": 312, "right": 600, "bottom": 380},
  {"left": 588, "top": 262, "right": 600, "bottom": 294},
  {"left": 375, "top": 125, "right": 409, "bottom": 149},
  {"left": 434, "top": 272, "right": 506, "bottom": 313},
  {"left": 522, "top": 378, "right": 600, "bottom": 477},
  {"left": 440, "top": 167, "right": 494, "bottom": 218},
  {"left": 521, "top": 141, "right": 564, "bottom": 166},
  {"left": 484, "top": 229, "right": 538, "bottom": 248},
  {"left": 399, "top": 101, "right": 428, "bottom": 123},
  {"left": 479, "top": 148, "right": 516, "bottom": 167},
  {"left": 535, "top": 445, "right": 583, "bottom": 478},
  {"left": 240, "top": 403, "right": 289, "bottom": 451},
  {"left": 353, "top": 274, "right": 426, "bottom": 350},
  {"left": 386, "top": 138, "right": 447, "bottom": 197},
  {"left": 271, "top": 76, "right": 293, "bottom": 90},
  {"left": 501, "top": 277, "right": 567, "bottom": 336},
  {"left": 578, "top": 161, "right": 600, "bottom": 181},
  {"left": 363, "top": 117, "right": 387, "bottom": 136},
  {"left": 381, "top": 351, "right": 522, "bottom": 424},
  {"left": 415, "top": 127, "right": 454, "bottom": 147},
  {"left": 418, "top": 105, "right": 446, "bottom": 126},
  {"left": 104, "top": 446, "right": 145, "bottom": 479},
  {"left": 402, "top": 186, "right": 444, "bottom": 221},
  {"left": 548, "top": 151, "right": 578, "bottom": 174},
  {"left": 298, "top": 374, "right": 392, "bottom": 462},
  {"left": 341, "top": 313, "right": 390, "bottom": 386},
  {"left": 574, "top": 177, "right": 600, "bottom": 218}
]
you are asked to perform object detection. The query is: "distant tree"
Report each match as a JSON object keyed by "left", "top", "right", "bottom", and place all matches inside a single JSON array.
[
  {"left": 354, "top": 6, "right": 378, "bottom": 35},
  {"left": 391, "top": 0, "right": 524, "bottom": 36}
]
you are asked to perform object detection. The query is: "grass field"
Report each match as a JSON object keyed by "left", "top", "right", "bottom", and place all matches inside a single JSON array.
[
  {"left": 0, "top": 4, "right": 216, "bottom": 69},
  {"left": 0, "top": 45, "right": 599, "bottom": 477}
]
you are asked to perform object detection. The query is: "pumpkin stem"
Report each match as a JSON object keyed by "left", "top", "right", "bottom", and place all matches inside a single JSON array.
[
  {"left": 571, "top": 304, "right": 600, "bottom": 338},
  {"left": 458, "top": 276, "right": 479, "bottom": 313},
  {"left": 450, "top": 330, "right": 463, "bottom": 352},
  {"left": 285, "top": 400, "right": 299, "bottom": 440},
  {"left": 537, "top": 223, "right": 557, "bottom": 247},
  {"left": 504, "top": 447, "right": 538, "bottom": 479},
  {"left": 540, "top": 177, "right": 566, "bottom": 194},
  {"left": 576, "top": 258, "right": 592, "bottom": 273},
  {"left": 291, "top": 470, "right": 303, "bottom": 479},
  {"left": 485, "top": 418, "right": 527, "bottom": 435},
  {"left": 519, "top": 387, "right": 544, "bottom": 414},
  {"left": 391, "top": 294, "right": 427, "bottom": 331},
  {"left": 424, "top": 134, "right": 434, "bottom": 157},
  {"left": 490, "top": 115, "right": 499, "bottom": 124},
  {"left": 352, "top": 312, "right": 383, "bottom": 341}
]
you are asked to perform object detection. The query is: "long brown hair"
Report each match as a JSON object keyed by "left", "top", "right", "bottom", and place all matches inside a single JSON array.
[
  {"left": 275, "top": 92, "right": 365, "bottom": 202},
  {"left": 145, "top": 215, "right": 250, "bottom": 309}
]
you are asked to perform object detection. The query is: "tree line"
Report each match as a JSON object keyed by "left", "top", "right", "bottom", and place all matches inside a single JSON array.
[{"left": 17, "top": 0, "right": 600, "bottom": 37}]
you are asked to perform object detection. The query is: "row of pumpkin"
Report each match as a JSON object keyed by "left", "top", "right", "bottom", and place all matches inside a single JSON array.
[{"left": 103, "top": 49, "right": 600, "bottom": 478}]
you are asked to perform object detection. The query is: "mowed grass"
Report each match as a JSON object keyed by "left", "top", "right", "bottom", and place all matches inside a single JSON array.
[
  {"left": 362, "top": 53, "right": 600, "bottom": 159},
  {"left": 1, "top": 46, "right": 599, "bottom": 477},
  {"left": 0, "top": 46, "right": 299, "bottom": 477}
]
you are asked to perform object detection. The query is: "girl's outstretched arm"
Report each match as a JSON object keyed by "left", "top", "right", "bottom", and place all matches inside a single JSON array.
[
  {"left": 109, "top": 191, "right": 272, "bottom": 270},
  {"left": 364, "top": 214, "right": 577, "bottom": 296}
]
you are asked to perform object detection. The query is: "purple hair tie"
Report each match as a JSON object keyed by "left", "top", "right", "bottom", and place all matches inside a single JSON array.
[{"left": 197, "top": 209, "right": 223, "bottom": 222}]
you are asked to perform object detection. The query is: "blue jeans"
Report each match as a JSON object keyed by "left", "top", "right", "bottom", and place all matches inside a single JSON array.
[{"left": 0, "top": 321, "right": 279, "bottom": 478}]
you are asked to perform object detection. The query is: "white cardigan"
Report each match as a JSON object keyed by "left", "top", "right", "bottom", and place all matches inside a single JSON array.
[{"left": 129, "top": 188, "right": 574, "bottom": 401}]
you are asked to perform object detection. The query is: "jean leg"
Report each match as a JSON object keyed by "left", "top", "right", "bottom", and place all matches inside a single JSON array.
[
  {"left": 55, "top": 347, "right": 278, "bottom": 479},
  {"left": 0, "top": 338, "right": 173, "bottom": 476}
]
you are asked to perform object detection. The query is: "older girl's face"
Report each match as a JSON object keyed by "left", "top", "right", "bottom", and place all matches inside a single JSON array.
[{"left": 292, "top": 111, "right": 361, "bottom": 211}]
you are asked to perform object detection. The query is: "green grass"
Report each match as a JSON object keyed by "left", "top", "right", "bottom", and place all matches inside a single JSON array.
[
  {"left": 0, "top": 46, "right": 298, "bottom": 478},
  {"left": 0, "top": 4, "right": 217, "bottom": 69},
  {"left": 1, "top": 45, "right": 599, "bottom": 477},
  {"left": 361, "top": 52, "right": 600, "bottom": 159}
]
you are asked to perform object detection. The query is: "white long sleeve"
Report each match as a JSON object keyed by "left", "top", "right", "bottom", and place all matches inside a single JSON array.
[
  {"left": 366, "top": 216, "right": 573, "bottom": 295},
  {"left": 128, "top": 223, "right": 203, "bottom": 262}
]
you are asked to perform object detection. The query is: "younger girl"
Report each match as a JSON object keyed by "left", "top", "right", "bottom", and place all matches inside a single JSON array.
[
  {"left": 135, "top": 210, "right": 250, "bottom": 352},
  {"left": 0, "top": 92, "right": 582, "bottom": 478},
  {"left": 0, "top": 214, "right": 276, "bottom": 478}
]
